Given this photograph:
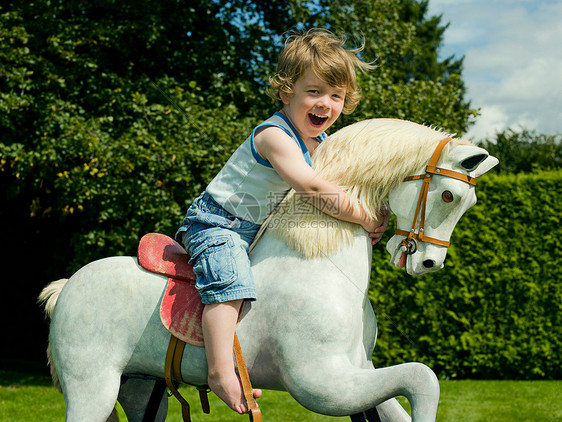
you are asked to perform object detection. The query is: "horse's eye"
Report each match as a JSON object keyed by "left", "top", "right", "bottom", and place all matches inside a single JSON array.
[{"left": 442, "top": 190, "right": 454, "bottom": 203}]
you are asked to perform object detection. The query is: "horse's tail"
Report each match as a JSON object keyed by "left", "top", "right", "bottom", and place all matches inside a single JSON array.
[
  {"left": 37, "top": 278, "right": 69, "bottom": 393},
  {"left": 38, "top": 278, "right": 68, "bottom": 320}
]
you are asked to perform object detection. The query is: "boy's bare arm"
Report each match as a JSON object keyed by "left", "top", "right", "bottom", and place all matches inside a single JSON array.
[{"left": 254, "top": 127, "right": 381, "bottom": 233}]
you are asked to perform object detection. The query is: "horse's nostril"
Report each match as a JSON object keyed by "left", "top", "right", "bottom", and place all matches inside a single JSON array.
[{"left": 423, "top": 259, "right": 434, "bottom": 268}]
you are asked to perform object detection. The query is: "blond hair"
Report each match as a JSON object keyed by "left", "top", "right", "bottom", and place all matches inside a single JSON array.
[{"left": 267, "top": 28, "right": 374, "bottom": 114}]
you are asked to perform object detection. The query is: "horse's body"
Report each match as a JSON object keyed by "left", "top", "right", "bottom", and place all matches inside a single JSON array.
[{"left": 41, "top": 119, "right": 498, "bottom": 422}]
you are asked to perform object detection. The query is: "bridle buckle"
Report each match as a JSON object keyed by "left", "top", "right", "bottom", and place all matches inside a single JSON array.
[{"left": 400, "top": 238, "right": 418, "bottom": 255}]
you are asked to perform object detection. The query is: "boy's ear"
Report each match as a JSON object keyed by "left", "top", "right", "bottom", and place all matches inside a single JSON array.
[{"left": 279, "top": 91, "right": 291, "bottom": 105}]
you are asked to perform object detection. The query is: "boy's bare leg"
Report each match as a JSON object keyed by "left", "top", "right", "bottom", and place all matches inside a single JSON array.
[{"left": 202, "top": 299, "right": 262, "bottom": 414}]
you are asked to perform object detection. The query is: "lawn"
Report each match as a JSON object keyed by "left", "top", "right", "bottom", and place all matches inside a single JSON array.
[{"left": 1, "top": 361, "right": 560, "bottom": 421}]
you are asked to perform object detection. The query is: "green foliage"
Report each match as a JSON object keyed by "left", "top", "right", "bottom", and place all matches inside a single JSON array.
[
  {"left": 0, "top": 77, "right": 255, "bottom": 271},
  {"left": 478, "top": 129, "right": 562, "bottom": 174},
  {"left": 0, "top": 1, "right": 475, "bottom": 276},
  {"left": 370, "top": 170, "right": 562, "bottom": 380}
]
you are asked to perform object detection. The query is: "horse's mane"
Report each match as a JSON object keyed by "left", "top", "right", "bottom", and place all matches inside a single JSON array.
[{"left": 256, "top": 118, "right": 473, "bottom": 258}]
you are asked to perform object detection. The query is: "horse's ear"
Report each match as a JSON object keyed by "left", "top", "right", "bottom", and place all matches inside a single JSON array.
[
  {"left": 461, "top": 154, "right": 487, "bottom": 171},
  {"left": 473, "top": 154, "right": 499, "bottom": 177},
  {"left": 449, "top": 146, "right": 499, "bottom": 176}
]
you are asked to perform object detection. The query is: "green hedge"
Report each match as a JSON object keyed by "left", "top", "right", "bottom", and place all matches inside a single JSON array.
[{"left": 370, "top": 170, "right": 562, "bottom": 380}]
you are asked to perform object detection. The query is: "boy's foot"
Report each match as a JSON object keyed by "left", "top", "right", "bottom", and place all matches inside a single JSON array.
[{"left": 208, "top": 371, "right": 262, "bottom": 414}]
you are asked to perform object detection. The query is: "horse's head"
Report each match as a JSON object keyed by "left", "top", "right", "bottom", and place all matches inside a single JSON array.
[{"left": 386, "top": 141, "right": 499, "bottom": 276}]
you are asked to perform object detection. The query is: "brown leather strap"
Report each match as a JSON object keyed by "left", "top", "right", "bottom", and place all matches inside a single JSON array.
[
  {"left": 405, "top": 166, "right": 477, "bottom": 185},
  {"left": 397, "top": 137, "right": 478, "bottom": 250},
  {"left": 198, "top": 387, "right": 211, "bottom": 414},
  {"left": 234, "top": 333, "right": 262, "bottom": 421},
  {"left": 405, "top": 170, "right": 432, "bottom": 247},
  {"left": 408, "top": 138, "right": 452, "bottom": 247},
  {"left": 395, "top": 229, "right": 450, "bottom": 247},
  {"left": 165, "top": 335, "right": 192, "bottom": 422},
  {"left": 173, "top": 337, "right": 186, "bottom": 385}
]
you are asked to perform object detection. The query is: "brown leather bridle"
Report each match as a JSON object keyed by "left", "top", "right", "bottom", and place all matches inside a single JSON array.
[{"left": 395, "top": 137, "right": 477, "bottom": 255}]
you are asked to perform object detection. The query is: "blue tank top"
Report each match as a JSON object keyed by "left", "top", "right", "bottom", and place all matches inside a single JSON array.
[{"left": 206, "top": 112, "right": 325, "bottom": 224}]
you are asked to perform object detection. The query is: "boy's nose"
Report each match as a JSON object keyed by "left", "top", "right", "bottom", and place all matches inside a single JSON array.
[{"left": 316, "top": 95, "right": 330, "bottom": 108}]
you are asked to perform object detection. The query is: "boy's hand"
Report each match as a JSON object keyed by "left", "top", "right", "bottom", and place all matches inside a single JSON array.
[{"left": 363, "top": 202, "right": 390, "bottom": 246}]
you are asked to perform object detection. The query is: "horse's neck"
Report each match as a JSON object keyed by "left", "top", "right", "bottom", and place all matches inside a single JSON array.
[{"left": 324, "top": 230, "right": 373, "bottom": 296}]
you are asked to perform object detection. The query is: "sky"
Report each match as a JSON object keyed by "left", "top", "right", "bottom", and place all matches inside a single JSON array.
[{"left": 427, "top": 0, "right": 562, "bottom": 141}]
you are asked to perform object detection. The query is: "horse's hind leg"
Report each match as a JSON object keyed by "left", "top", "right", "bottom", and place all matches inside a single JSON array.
[
  {"left": 60, "top": 369, "right": 122, "bottom": 422},
  {"left": 118, "top": 378, "right": 168, "bottom": 422}
]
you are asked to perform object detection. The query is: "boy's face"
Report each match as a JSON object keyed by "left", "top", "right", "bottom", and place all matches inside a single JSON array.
[{"left": 280, "top": 69, "right": 346, "bottom": 140}]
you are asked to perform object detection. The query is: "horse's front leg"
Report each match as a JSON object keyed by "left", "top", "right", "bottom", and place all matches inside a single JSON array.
[{"left": 282, "top": 358, "right": 439, "bottom": 422}]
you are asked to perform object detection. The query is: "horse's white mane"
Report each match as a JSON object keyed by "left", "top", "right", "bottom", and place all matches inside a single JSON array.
[{"left": 257, "top": 118, "right": 473, "bottom": 258}]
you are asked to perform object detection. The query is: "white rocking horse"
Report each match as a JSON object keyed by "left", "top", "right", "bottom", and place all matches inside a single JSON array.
[{"left": 39, "top": 118, "right": 498, "bottom": 422}]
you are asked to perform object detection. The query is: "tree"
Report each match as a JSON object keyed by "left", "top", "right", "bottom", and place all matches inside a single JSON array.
[
  {"left": 478, "top": 129, "right": 562, "bottom": 174},
  {"left": 0, "top": 0, "right": 475, "bottom": 361},
  {"left": 0, "top": 0, "right": 474, "bottom": 274}
]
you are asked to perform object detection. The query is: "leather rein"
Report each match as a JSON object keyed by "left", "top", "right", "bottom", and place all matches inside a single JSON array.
[{"left": 395, "top": 137, "right": 477, "bottom": 255}]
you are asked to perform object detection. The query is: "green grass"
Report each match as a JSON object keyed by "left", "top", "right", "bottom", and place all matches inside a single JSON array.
[{"left": 1, "top": 362, "right": 561, "bottom": 421}]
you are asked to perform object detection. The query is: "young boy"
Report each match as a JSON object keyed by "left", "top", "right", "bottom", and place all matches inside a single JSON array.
[{"left": 175, "top": 28, "right": 389, "bottom": 414}]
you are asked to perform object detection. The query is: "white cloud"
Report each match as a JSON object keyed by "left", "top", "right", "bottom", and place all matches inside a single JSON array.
[
  {"left": 429, "top": 0, "right": 562, "bottom": 140},
  {"left": 468, "top": 105, "right": 509, "bottom": 141}
]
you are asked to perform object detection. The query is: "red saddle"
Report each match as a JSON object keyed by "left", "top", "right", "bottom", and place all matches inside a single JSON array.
[{"left": 137, "top": 233, "right": 205, "bottom": 347}]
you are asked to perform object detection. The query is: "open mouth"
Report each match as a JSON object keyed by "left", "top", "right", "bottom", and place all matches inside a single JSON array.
[{"left": 308, "top": 113, "right": 328, "bottom": 127}]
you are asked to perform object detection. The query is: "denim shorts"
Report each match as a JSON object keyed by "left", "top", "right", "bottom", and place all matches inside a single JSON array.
[{"left": 175, "top": 192, "right": 261, "bottom": 304}]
